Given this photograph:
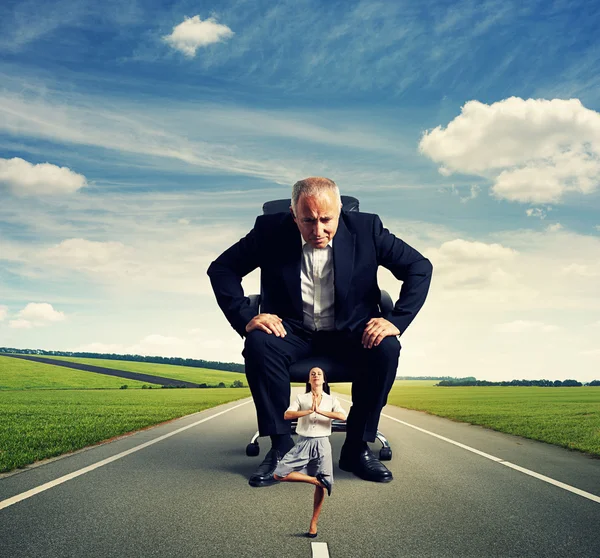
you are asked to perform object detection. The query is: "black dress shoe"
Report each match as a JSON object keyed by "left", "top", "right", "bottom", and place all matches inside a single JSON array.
[
  {"left": 306, "top": 532, "right": 318, "bottom": 538},
  {"left": 339, "top": 444, "right": 393, "bottom": 483},
  {"left": 248, "top": 448, "right": 281, "bottom": 487},
  {"left": 316, "top": 472, "right": 332, "bottom": 496}
]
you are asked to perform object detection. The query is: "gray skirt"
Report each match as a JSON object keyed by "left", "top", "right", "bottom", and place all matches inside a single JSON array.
[{"left": 274, "top": 436, "right": 334, "bottom": 483}]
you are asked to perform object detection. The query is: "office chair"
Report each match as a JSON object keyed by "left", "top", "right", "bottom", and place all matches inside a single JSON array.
[{"left": 245, "top": 196, "right": 393, "bottom": 461}]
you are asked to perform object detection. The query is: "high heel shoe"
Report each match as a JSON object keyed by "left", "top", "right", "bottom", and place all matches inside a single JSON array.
[{"left": 316, "top": 473, "right": 332, "bottom": 496}]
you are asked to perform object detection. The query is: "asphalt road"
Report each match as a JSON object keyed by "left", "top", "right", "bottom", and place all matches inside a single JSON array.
[{"left": 1, "top": 391, "right": 599, "bottom": 558}]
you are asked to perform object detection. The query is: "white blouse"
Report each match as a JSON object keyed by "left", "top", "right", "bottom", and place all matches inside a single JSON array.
[{"left": 287, "top": 391, "right": 347, "bottom": 437}]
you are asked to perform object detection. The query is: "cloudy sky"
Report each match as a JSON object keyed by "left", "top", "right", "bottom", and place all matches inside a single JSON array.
[{"left": 1, "top": 0, "right": 599, "bottom": 382}]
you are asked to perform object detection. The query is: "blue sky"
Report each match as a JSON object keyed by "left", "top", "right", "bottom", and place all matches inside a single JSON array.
[{"left": 1, "top": 0, "right": 599, "bottom": 381}]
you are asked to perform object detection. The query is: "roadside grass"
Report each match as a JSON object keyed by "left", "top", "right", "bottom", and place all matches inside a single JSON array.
[
  {"left": 29, "top": 355, "right": 246, "bottom": 386},
  {"left": 335, "top": 382, "right": 600, "bottom": 456},
  {"left": 0, "top": 356, "right": 152, "bottom": 390},
  {"left": 0, "top": 388, "right": 251, "bottom": 473}
]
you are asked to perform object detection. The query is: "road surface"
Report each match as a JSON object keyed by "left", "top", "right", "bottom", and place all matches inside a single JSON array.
[{"left": 1, "top": 391, "right": 599, "bottom": 557}]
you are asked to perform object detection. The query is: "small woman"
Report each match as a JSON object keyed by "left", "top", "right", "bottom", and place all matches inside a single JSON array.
[{"left": 273, "top": 366, "right": 347, "bottom": 538}]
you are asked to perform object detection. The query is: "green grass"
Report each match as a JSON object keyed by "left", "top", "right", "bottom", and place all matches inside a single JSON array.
[
  {"left": 335, "top": 381, "right": 600, "bottom": 456},
  {"left": 0, "top": 356, "right": 152, "bottom": 390},
  {"left": 29, "top": 355, "right": 245, "bottom": 386},
  {"left": 0, "top": 388, "right": 251, "bottom": 473}
]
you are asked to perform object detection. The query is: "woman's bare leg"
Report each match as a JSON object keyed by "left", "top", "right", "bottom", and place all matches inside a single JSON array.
[
  {"left": 309, "top": 485, "right": 326, "bottom": 534},
  {"left": 274, "top": 471, "right": 321, "bottom": 486}
]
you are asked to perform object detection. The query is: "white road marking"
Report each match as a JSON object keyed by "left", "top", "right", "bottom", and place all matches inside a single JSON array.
[
  {"left": 311, "top": 542, "right": 331, "bottom": 558},
  {"left": 377, "top": 407, "right": 600, "bottom": 505},
  {"left": 0, "top": 399, "right": 253, "bottom": 511}
]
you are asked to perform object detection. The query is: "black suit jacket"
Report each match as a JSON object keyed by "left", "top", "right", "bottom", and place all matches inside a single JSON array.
[{"left": 207, "top": 210, "right": 433, "bottom": 339}]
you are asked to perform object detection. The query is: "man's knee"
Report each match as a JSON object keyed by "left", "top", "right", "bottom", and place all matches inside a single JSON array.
[
  {"left": 371, "top": 335, "right": 401, "bottom": 365},
  {"left": 243, "top": 329, "right": 269, "bottom": 356},
  {"left": 243, "top": 329, "right": 284, "bottom": 357},
  {"left": 243, "top": 329, "right": 294, "bottom": 381}
]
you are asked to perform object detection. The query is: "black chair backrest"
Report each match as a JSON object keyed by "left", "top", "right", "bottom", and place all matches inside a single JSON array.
[{"left": 263, "top": 195, "right": 359, "bottom": 215}]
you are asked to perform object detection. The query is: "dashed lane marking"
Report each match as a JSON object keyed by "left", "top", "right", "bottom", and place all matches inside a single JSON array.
[
  {"left": 311, "top": 542, "right": 331, "bottom": 558},
  {"left": 0, "top": 400, "right": 253, "bottom": 511}
]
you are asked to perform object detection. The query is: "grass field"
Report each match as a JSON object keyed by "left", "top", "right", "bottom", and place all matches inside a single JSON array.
[
  {"left": 0, "top": 388, "right": 251, "bottom": 473},
  {"left": 335, "top": 381, "right": 600, "bottom": 456},
  {"left": 27, "top": 355, "right": 246, "bottom": 386},
  {"left": 0, "top": 355, "right": 252, "bottom": 473},
  {"left": 0, "top": 356, "right": 152, "bottom": 390}
]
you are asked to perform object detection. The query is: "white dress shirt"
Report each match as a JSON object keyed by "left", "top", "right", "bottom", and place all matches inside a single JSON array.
[
  {"left": 300, "top": 239, "right": 335, "bottom": 331},
  {"left": 287, "top": 391, "right": 347, "bottom": 437}
]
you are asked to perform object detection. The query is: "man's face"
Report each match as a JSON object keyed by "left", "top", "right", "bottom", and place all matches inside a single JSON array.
[{"left": 292, "top": 190, "right": 341, "bottom": 249}]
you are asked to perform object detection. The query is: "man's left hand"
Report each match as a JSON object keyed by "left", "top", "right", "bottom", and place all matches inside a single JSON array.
[{"left": 361, "top": 318, "right": 400, "bottom": 349}]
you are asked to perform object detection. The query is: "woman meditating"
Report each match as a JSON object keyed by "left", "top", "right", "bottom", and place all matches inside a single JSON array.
[{"left": 273, "top": 366, "right": 347, "bottom": 538}]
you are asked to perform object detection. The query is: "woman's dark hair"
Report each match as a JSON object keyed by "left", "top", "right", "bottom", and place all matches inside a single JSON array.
[{"left": 305, "top": 368, "right": 330, "bottom": 394}]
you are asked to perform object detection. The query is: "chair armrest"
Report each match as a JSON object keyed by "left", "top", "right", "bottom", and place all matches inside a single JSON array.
[
  {"left": 249, "top": 292, "right": 391, "bottom": 320},
  {"left": 248, "top": 294, "right": 261, "bottom": 314},
  {"left": 379, "top": 290, "right": 393, "bottom": 315}
]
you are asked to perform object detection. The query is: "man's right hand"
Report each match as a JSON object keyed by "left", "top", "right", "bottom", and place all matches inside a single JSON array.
[{"left": 245, "top": 313, "right": 287, "bottom": 337}]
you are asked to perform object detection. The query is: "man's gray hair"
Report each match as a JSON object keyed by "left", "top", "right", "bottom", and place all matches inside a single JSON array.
[{"left": 291, "top": 177, "right": 341, "bottom": 214}]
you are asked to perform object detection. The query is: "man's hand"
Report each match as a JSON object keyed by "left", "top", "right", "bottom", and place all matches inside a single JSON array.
[
  {"left": 361, "top": 317, "right": 400, "bottom": 349},
  {"left": 245, "top": 313, "right": 287, "bottom": 337}
]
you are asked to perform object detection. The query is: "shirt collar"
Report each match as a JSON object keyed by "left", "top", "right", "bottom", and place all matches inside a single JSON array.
[{"left": 301, "top": 237, "right": 333, "bottom": 249}]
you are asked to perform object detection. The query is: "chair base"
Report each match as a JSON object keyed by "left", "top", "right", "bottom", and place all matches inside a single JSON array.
[{"left": 246, "top": 419, "right": 393, "bottom": 461}]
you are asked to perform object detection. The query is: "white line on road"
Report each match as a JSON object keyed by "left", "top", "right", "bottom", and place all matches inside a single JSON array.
[
  {"left": 311, "top": 542, "right": 331, "bottom": 558},
  {"left": 377, "top": 408, "right": 600, "bottom": 505},
  {"left": 0, "top": 399, "right": 253, "bottom": 512}
]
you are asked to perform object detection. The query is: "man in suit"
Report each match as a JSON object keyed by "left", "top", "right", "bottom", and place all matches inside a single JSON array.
[{"left": 207, "top": 177, "right": 432, "bottom": 485}]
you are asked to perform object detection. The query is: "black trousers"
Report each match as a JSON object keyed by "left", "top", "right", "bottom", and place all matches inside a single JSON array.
[{"left": 242, "top": 320, "right": 400, "bottom": 444}]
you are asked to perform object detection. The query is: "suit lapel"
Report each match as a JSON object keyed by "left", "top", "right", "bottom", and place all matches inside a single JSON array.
[{"left": 333, "top": 214, "right": 355, "bottom": 313}]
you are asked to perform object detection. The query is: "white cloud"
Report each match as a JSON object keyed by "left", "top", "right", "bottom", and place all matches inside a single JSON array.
[
  {"left": 0, "top": 305, "right": 8, "bottom": 321},
  {"left": 379, "top": 238, "right": 523, "bottom": 302},
  {"left": 9, "top": 302, "right": 66, "bottom": 329},
  {"left": 561, "top": 263, "right": 600, "bottom": 277},
  {"left": 33, "top": 224, "right": 258, "bottom": 296},
  {"left": 71, "top": 332, "right": 231, "bottom": 359},
  {"left": 45, "top": 238, "right": 132, "bottom": 271},
  {"left": 434, "top": 238, "right": 517, "bottom": 263},
  {"left": 0, "top": 157, "right": 87, "bottom": 196},
  {"left": 163, "top": 16, "right": 234, "bottom": 57},
  {"left": 526, "top": 207, "right": 550, "bottom": 219},
  {"left": 442, "top": 183, "right": 480, "bottom": 203},
  {"left": 495, "top": 320, "right": 560, "bottom": 333},
  {"left": 546, "top": 223, "right": 563, "bottom": 232},
  {"left": 9, "top": 319, "right": 34, "bottom": 329},
  {"left": 419, "top": 97, "right": 600, "bottom": 203}
]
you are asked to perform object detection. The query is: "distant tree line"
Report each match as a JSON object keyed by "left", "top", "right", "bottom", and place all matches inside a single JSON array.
[
  {"left": 396, "top": 376, "right": 460, "bottom": 381},
  {"left": 0, "top": 347, "right": 245, "bottom": 374},
  {"left": 436, "top": 378, "right": 599, "bottom": 387}
]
